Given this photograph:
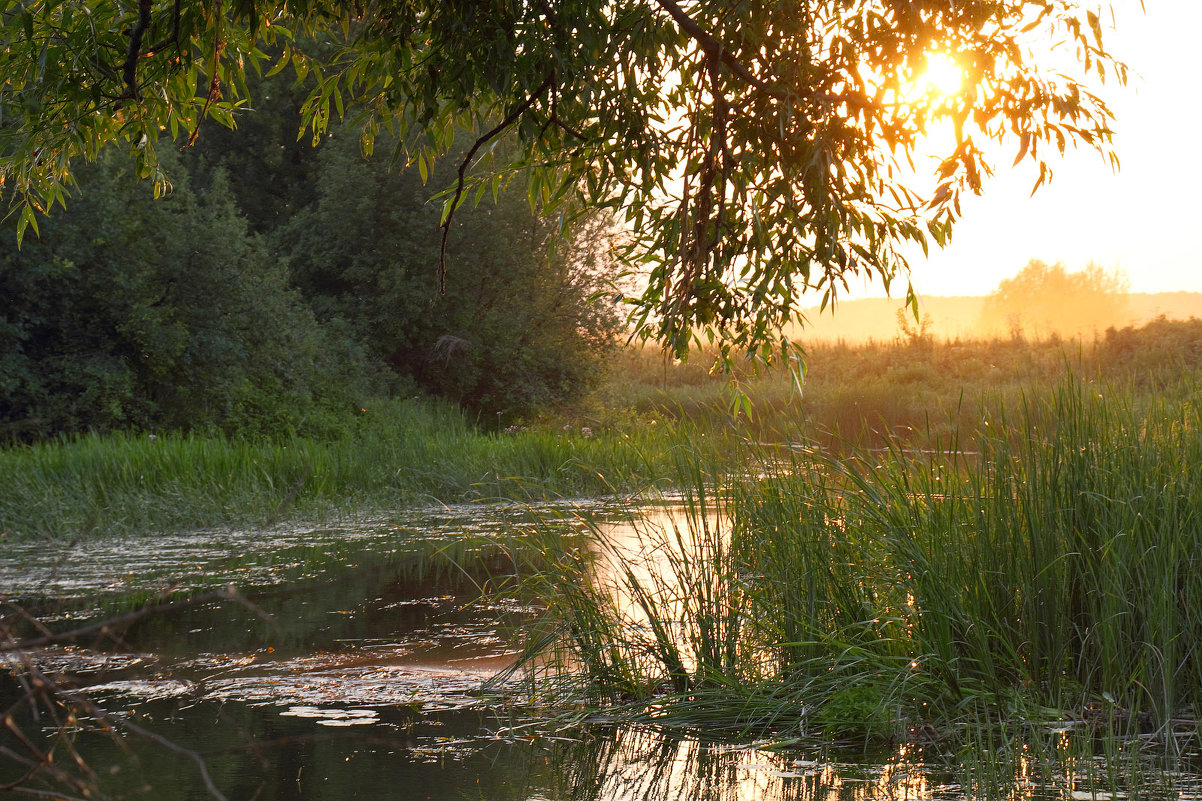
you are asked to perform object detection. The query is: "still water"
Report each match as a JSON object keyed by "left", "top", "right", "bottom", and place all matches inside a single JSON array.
[{"left": 2, "top": 500, "right": 1199, "bottom": 800}]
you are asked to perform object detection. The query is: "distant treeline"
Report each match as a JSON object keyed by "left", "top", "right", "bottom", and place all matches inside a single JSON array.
[
  {"left": 1, "top": 73, "right": 623, "bottom": 442},
  {"left": 796, "top": 262, "right": 1202, "bottom": 344}
]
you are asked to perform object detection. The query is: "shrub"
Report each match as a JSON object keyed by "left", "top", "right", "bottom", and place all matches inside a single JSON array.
[{"left": 0, "top": 151, "right": 378, "bottom": 440}]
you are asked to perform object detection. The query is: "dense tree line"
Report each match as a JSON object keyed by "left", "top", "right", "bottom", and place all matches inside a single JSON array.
[
  {"left": 278, "top": 133, "right": 621, "bottom": 420},
  {"left": 1, "top": 86, "right": 623, "bottom": 440}
]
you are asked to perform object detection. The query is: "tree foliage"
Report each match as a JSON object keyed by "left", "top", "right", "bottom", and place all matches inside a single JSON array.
[
  {"left": 979, "top": 258, "right": 1131, "bottom": 339},
  {"left": 0, "top": 152, "right": 376, "bottom": 438},
  {"left": 279, "top": 131, "right": 623, "bottom": 420},
  {"left": 1, "top": 78, "right": 625, "bottom": 439},
  {"left": 0, "top": 0, "right": 1126, "bottom": 358},
  {"left": 180, "top": 65, "right": 324, "bottom": 232}
]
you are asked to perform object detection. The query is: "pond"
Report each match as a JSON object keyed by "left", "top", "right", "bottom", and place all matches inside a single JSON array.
[{"left": 2, "top": 499, "right": 1200, "bottom": 800}]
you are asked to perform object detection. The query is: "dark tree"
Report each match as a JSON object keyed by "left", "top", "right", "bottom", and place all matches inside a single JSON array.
[
  {"left": 281, "top": 132, "right": 623, "bottom": 421},
  {"left": 0, "top": 153, "right": 375, "bottom": 438}
]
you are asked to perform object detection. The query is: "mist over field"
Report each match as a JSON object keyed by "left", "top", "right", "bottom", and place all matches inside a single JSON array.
[{"left": 796, "top": 291, "right": 1202, "bottom": 344}]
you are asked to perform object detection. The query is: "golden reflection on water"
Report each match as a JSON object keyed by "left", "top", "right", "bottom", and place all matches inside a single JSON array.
[
  {"left": 591, "top": 500, "right": 737, "bottom": 676},
  {"left": 557, "top": 725, "right": 1202, "bottom": 801},
  {"left": 551, "top": 726, "right": 955, "bottom": 801}
]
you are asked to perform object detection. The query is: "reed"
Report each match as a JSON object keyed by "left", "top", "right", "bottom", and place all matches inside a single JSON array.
[{"left": 509, "top": 374, "right": 1202, "bottom": 742}]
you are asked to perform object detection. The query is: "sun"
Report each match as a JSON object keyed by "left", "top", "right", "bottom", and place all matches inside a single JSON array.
[{"left": 914, "top": 52, "right": 964, "bottom": 98}]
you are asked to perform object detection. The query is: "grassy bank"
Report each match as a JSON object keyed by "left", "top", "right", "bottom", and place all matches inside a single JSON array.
[
  {"left": 593, "top": 316, "right": 1202, "bottom": 449},
  {"left": 0, "top": 397, "right": 717, "bottom": 540},
  {"left": 510, "top": 374, "right": 1202, "bottom": 742},
  {"left": 8, "top": 316, "right": 1202, "bottom": 546}
]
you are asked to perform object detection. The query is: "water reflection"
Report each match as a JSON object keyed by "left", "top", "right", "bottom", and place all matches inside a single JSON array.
[
  {"left": 0, "top": 498, "right": 611, "bottom": 605},
  {"left": 551, "top": 731, "right": 958, "bottom": 801},
  {"left": 591, "top": 498, "right": 734, "bottom": 673}
]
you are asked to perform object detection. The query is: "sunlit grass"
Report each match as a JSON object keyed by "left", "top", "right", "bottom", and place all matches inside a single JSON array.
[
  {"left": 593, "top": 317, "right": 1202, "bottom": 450},
  {"left": 0, "top": 397, "right": 717, "bottom": 539}
]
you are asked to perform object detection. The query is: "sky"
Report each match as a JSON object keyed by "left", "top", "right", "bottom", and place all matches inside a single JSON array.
[{"left": 849, "top": 1, "right": 1202, "bottom": 300}]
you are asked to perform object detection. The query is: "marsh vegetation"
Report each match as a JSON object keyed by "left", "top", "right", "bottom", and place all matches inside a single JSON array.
[
  {"left": 515, "top": 376, "right": 1202, "bottom": 740},
  {"left": 6, "top": 320, "right": 1202, "bottom": 798}
]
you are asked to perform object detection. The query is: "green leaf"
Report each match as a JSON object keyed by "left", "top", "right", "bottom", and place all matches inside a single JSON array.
[
  {"left": 16, "top": 203, "right": 39, "bottom": 247},
  {"left": 265, "top": 48, "right": 290, "bottom": 78}
]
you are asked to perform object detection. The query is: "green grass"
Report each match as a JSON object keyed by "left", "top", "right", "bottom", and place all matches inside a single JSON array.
[
  {"left": 505, "top": 373, "right": 1202, "bottom": 744},
  {"left": 0, "top": 396, "right": 723, "bottom": 539},
  {"left": 10, "top": 316, "right": 1201, "bottom": 541}
]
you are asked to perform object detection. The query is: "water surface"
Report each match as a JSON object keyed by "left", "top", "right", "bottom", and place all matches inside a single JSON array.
[{"left": 2, "top": 499, "right": 1197, "bottom": 800}]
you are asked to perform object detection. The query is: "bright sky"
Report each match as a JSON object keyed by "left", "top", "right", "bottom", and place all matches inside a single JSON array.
[{"left": 850, "top": 1, "right": 1202, "bottom": 299}]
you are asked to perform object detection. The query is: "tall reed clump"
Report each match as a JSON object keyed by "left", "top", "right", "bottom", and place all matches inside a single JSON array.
[
  {"left": 500, "top": 445, "right": 750, "bottom": 710},
  {"left": 853, "top": 377, "right": 1202, "bottom": 730},
  {"left": 510, "top": 375, "right": 1202, "bottom": 740}
]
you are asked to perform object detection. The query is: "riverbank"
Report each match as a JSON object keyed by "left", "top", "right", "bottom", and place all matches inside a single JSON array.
[
  {"left": 6, "top": 318, "right": 1202, "bottom": 541},
  {"left": 0, "top": 397, "right": 714, "bottom": 540}
]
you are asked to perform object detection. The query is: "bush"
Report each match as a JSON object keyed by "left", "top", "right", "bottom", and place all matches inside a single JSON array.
[
  {"left": 0, "top": 151, "right": 378, "bottom": 440},
  {"left": 278, "top": 132, "right": 623, "bottom": 423}
]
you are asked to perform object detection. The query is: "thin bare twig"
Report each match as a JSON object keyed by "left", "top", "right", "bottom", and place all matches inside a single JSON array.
[
  {"left": 5, "top": 787, "right": 97, "bottom": 801},
  {"left": 1, "top": 587, "right": 249, "bottom": 653},
  {"left": 438, "top": 72, "right": 555, "bottom": 293},
  {"left": 121, "top": 720, "right": 230, "bottom": 801}
]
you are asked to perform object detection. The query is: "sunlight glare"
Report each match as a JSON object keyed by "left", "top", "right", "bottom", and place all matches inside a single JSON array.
[{"left": 914, "top": 52, "right": 963, "bottom": 99}]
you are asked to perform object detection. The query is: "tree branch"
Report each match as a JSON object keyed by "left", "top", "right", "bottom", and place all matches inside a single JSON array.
[
  {"left": 1, "top": 588, "right": 244, "bottom": 652},
  {"left": 184, "top": 0, "right": 226, "bottom": 148},
  {"left": 652, "top": 0, "right": 876, "bottom": 111},
  {"left": 651, "top": 0, "right": 772, "bottom": 94},
  {"left": 121, "top": 0, "right": 154, "bottom": 98},
  {"left": 550, "top": 82, "right": 589, "bottom": 141},
  {"left": 142, "top": 0, "right": 182, "bottom": 59},
  {"left": 438, "top": 72, "right": 556, "bottom": 293}
]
